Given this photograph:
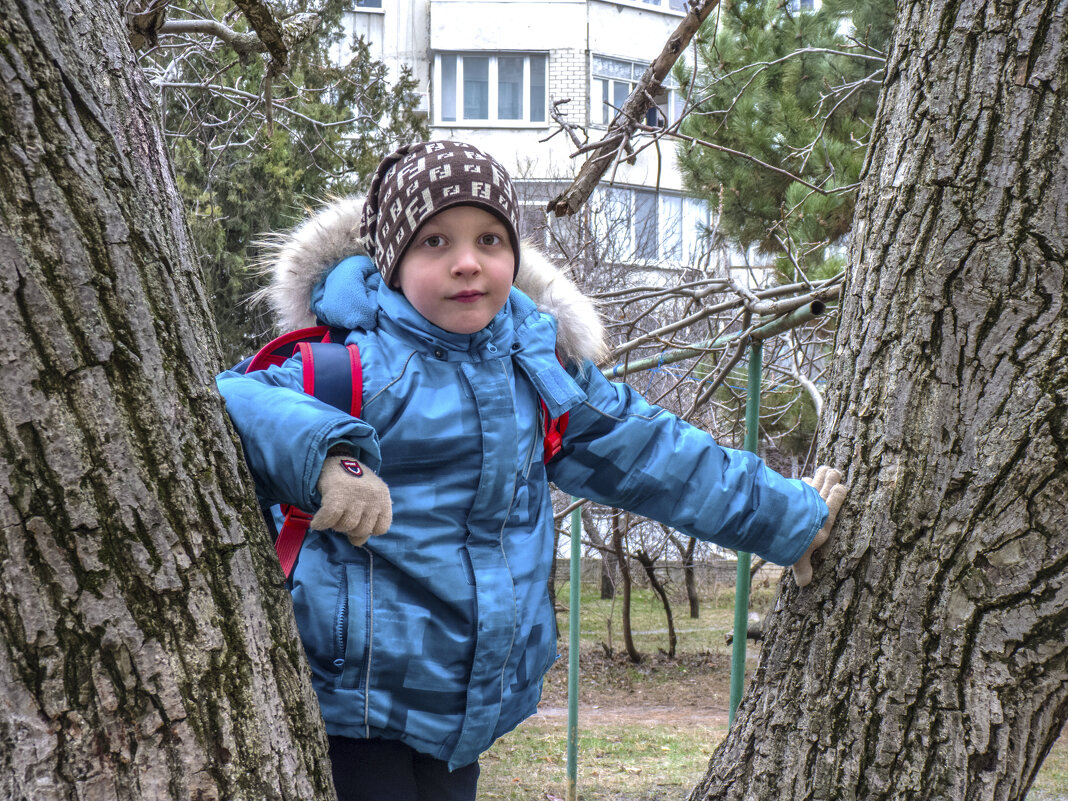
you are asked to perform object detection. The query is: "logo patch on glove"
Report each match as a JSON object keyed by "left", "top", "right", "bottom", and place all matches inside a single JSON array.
[{"left": 340, "top": 459, "right": 364, "bottom": 478}]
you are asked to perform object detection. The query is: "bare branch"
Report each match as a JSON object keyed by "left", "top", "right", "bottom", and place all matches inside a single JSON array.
[
  {"left": 157, "top": 14, "right": 320, "bottom": 58},
  {"left": 231, "top": 0, "right": 288, "bottom": 70},
  {"left": 685, "top": 320, "right": 753, "bottom": 418},
  {"left": 542, "top": 98, "right": 588, "bottom": 149},
  {"left": 548, "top": 0, "right": 722, "bottom": 217},
  {"left": 659, "top": 128, "right": 847, "bottom": 196},
  {"left": 789, "top": 329, "right": 824, "bottom": 417}
]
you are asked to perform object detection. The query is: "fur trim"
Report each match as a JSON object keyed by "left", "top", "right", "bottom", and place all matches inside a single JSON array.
[
  {"left": 513, "top": 244, "right": 608, "bottom": 365},
  {"left": 257, "top": 196, "right": 608, "bottom": 365},
  {"left": 255, "top": 196, "right": 368, "bottom": 331}
]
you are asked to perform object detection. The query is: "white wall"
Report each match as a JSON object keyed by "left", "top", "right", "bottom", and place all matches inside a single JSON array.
[
  {"left": 588, "top": 0, "right": 683, "bottom": 62},
  {"left": 430, "top": 0, "right": 587, "bottom": 51}
]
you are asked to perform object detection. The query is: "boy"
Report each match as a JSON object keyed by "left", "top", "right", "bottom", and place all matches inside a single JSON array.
[{"left": 216, "top": 141, "right": 846, "bottom": 800}]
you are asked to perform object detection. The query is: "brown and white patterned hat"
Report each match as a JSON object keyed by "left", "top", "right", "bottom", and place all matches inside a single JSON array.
[{"left": 360, "top": 141, "right": 521, "bottom": 287}]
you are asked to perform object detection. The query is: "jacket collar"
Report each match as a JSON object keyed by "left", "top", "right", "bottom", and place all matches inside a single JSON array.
[
  {"left": 262, "top": 195, "right": 608, "bottom": 365},
  {"left": 376, "top": 282, "right": 516, "bottom": 361}
]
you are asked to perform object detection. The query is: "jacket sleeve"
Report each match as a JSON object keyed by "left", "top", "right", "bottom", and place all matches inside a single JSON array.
[
  {"left": 546, "top": 360, "right": 828, "bottom": 566},
  {"left": 215, "top": 357, "right": 380, "bottom": 513}
]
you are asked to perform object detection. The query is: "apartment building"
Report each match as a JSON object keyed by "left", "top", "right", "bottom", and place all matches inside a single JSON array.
[{"left": 336, "top": 0, "right": 731, "bottom": 278}]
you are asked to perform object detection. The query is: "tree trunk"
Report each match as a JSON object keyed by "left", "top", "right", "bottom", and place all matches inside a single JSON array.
[
  {"left": 635, "top": 550, "right": 677, "bottom": 658},
  {"left": 691, "top": 1, "right": 1067, "bottom": 799},
  {"left": 583, "top": 506, "right": 618, "bottom": 599},
  {"left": 612, "top": 513, "right": 642, "bottom": 664},
  {"left": 0, "top": 3, "right": 335, "bottom": 799},
  {"left": 670, "top": 534, "right": 701, "bottom": 618}
]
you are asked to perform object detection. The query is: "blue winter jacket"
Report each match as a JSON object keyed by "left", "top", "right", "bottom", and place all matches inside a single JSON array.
[{"left": 216, "top": 254, "right": 827, "bottom": 769}]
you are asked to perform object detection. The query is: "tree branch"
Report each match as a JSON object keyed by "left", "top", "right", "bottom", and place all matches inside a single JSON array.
[
  {"left": 547, "top": 0, "right": 721, "bottom": 217},
  {"left": 157, "top": 13, "right": 321, "bottom": 59},
  {"left": 231, "top": 0, "right": 288, "bottom": 70}
]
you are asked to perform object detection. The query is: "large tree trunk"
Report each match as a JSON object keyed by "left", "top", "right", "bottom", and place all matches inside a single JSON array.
[
  {"left": 0, "top": 2, "right": 335, "bottom": 799},
  {"left": 691, "top": 1, "right": 1067, "bottom": 799}
]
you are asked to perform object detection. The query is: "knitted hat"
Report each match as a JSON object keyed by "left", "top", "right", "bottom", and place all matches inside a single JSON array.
[{"left": 360, "top": 141, "right": 521, "bottom": 287}]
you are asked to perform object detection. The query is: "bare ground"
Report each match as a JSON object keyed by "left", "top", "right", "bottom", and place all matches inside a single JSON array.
[{"left": 532, "top": 648, "right": 733, "bottom": 728}]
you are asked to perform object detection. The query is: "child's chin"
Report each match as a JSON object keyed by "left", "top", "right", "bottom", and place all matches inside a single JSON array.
[{"left": 445, "top": 320, "right": 490, "bottom": 335}]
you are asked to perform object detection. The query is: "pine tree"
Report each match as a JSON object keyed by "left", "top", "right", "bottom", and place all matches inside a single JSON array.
[
  {"left": 676, "top": 0, "right": 895, "bottom": 280},
  {"left": 142, "top": 1, "right": 428, "bottom": 363}
]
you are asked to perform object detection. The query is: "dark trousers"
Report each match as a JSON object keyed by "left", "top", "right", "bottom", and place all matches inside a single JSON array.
[{"left": 328, "top": 736, "right": 480, "bottom": 801}]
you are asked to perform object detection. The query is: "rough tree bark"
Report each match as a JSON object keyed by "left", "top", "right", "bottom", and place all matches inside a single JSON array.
[
  {"left": 0, "top": 2, "right": 335, "bottom": 799},
  {"left": 690, "top": 1, "right": 1067, "bottom": 799}
]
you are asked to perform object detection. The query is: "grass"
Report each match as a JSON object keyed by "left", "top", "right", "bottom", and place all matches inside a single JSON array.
[
  {"left": 480, "top": 720, "right": 726, "bottom": 801},
  {"left": 554, "top": 571, "right": 781, "bottom": 658},
  {"left": 477, "top": 578, "right": 1068, "bottom": 801},
  {"left": 1030, "top": 741, "right": 1068, "bottom": 801}
]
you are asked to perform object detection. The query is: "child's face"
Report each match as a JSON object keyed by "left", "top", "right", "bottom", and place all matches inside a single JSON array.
[{"left": 394, "top": 205, "right": 516, "bottom": 335}]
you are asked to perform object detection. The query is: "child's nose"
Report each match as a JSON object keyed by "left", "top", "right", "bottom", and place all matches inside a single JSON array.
[{"left": 451, "top": 246, "right": 482, "bottom": 276}]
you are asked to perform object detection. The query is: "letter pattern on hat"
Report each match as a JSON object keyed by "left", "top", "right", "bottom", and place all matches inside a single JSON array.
[{"left": 359, "top": 141, "right": 521, "bottom": 287}]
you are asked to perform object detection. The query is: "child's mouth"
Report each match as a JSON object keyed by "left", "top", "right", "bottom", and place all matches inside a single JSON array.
[{"left": 451, "top": 291, "right": 484, "bottom": 303}]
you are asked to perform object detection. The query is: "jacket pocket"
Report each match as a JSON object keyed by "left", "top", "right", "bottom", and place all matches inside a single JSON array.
[{"left": 336, "top": 554, "right": 372, "bottom": 690}]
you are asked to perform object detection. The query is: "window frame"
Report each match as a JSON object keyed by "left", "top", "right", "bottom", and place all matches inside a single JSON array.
[
  {"left": 588, "top": 186, "right": 712, "bottom": 267},
  {"left": 590, "top": 54, "right": 682, "bottom": 129},
  {"left": 433, "top": 51, "right": 549, "bottom": 128},
  {"left": 601, "top": 0, "right": 689, "bottom": 14}
]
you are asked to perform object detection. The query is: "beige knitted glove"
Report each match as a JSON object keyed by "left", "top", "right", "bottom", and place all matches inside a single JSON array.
[
  {"left": 792, "top": 465, "right": 848, "bottom": 587},
  {"left": 310, "top": 456, "right": 392, "bottom": 547}
]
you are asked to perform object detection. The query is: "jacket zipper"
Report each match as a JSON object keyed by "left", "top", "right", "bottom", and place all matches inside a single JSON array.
[
  {"left": 333, "top": 564, "right": 348, "bottom": 671},
  {"left": 364, "top": 552, "right": 374, "bottom": 735}
]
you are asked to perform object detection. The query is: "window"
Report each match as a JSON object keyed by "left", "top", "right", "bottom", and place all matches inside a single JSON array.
[
  {"left": 515, "top": 181, "right": 575, "bottom": 251},
  {"left": 436, "top": 53, "right": 548, "bottom": 125},
  {"left": 682, "top": 197, "right": 712, "bottom": 264},
  {"left": 619, "top": 0, "right": 688, "bottom": 10},
  {"left": 586, "top": 187, "right": 711, "bottom": 266},
  {"left": 591, "top": 55, "right": 682, "bottom": 128},
  {"left": 355, "top": 0, "right": 382, "bottom": 7},
  {"left": 661, "top": 195, "right": 683, "bottom": 262},
  {"left": 634, "top": 191, "right": 659, "bottom": 261},
  {"left": 514, "top": 181, "right": 712, "bottom": 270}
]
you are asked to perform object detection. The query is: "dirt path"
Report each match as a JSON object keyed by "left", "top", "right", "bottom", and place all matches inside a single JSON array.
[
  {"left": 532, "top": 648, "right": 734, "bottom": 729},
  {"left": 531, "top": 704, "right": 730, "bottom": 727}
]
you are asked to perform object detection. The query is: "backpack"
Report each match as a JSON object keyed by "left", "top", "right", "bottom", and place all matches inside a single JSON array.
[{"left": 236, "top": 326, "right": 570, "bottom": 579}]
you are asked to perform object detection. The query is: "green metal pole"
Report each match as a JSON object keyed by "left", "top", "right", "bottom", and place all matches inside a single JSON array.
[
  {"left": 567, "top": 503, "right": 581, "bottom": 801},
  {"left": 729, "top": 340, "right": 763, "bottom": 726},
  {"left": 603, "top": 300, "right": 826, "bottom": 380}
]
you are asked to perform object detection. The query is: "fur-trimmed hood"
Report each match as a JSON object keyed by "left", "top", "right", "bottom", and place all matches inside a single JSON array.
[{"left": 257, "top": 196, "right": 608, "bottom": 365}]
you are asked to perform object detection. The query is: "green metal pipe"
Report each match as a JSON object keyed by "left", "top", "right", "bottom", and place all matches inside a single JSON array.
[
  {"left": 567, "top": 503, "right": 582, "bottom": 801},
  {"left": 603, "top": 300, "right": 825, "bottom": 380},
  {"left": 751, "top": 300, "right": 827, "bottom": 341},
  {"left": 573, "top": 297, "right": 821, "bottom": 743},
  {"left": 729, "top": 340, "right": 763, "bottom": 726}
]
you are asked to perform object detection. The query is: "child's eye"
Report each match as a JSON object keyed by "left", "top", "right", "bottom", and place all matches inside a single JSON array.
[
  {"left": 422, "top": 234, "right": 445, "bottom": 248},
  {"left": 479, "top": 233, "right": 503, "bottom": 246}
]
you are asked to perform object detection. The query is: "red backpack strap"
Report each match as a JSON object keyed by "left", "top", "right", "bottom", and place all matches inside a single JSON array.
[
  {"left": 240, "top": 327, "right": 363, "bottom": 576},
  {"left": 541, "top": 399, "right": 569, "bottom": 464},
  {"left": 275, "top": 506, "right": 313, "bottom": 580},
  {"left": 540, "top": 351, "right": 572, "bottom": 464},
  {"left": 278, "top": 342, "right": 363, "bottom": 575},
  {"left": 295, "top": 341, "right": 363, "bottom": 418},
  {"left": 245, "top": 325, "right": 334, "bottom": 372}
]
